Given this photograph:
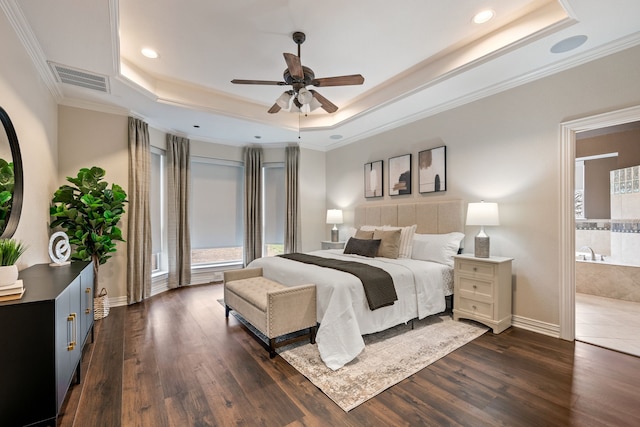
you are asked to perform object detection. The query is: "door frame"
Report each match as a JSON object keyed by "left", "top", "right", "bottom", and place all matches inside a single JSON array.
[{"left": 559, "top": 105, "right": 640, "bottom": 340}]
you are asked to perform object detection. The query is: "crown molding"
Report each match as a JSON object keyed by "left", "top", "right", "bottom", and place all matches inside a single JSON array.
[{"left": 0, "top": 0, "right": 62, "bottom": 100}]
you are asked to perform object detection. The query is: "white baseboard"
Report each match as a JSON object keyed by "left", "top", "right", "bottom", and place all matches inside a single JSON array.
[
  {"left": 109, "top": 295, "right": 128, "bottom": 307},
  {"left": 109, "top": 265, "right": 239, "bottom": 307},
  {"left": 511, "top": 315, "right": 561, "bottom": 338}
]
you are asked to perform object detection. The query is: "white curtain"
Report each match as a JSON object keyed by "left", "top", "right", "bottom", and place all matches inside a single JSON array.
[
  {"left": 126, "top": 117, "right": 152, "bottom": 303},
  {"left": 167, "top": 134, "right": 191, "bottom": 288}
]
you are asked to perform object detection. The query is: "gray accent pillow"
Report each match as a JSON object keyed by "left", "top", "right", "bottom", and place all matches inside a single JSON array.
[{"left": 344, "top": 237, "right": 382, "bottom": 258}]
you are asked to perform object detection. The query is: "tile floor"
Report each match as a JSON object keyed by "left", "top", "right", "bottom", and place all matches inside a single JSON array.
[{"left": 576, "top": 292, "right": 640, "bottom": 357}]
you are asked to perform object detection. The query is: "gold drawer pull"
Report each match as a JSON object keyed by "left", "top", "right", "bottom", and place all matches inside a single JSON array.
[
  {"left": 85, "top": 287, "right": 92, "bottom": 314},
  {"left": 67, "top": 313, "right": 77, "bottom": 351}
]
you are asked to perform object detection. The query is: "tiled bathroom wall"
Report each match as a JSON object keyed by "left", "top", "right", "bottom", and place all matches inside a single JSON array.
[{"left": 611, "top": 165, "right": 640, "bottom": 265}]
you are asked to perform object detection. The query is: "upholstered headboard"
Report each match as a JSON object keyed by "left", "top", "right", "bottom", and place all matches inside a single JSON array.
[{"left": 354, "top": 200, "right": 465, "bottom": 234}]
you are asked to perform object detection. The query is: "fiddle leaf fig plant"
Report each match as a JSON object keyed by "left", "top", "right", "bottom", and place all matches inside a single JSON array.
[{"left": 50, "top": 166, "right": 127, "bottom": 297}]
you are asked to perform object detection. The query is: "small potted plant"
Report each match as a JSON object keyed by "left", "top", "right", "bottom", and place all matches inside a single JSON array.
[{"left": 0, "top": 238, "right": 27, "bottom": 287}]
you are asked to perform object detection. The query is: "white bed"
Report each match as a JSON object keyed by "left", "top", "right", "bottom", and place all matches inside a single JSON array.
[{"left": 248, "top": 200, "right": 465, "bottom": 370}]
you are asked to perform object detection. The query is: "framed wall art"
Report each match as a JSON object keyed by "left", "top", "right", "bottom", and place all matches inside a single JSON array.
[
  {"left": 389, "top": 154, "right": 412, "bottom": 196},
  {"left": 364, "top": 160, "right": 383, "bottom": 198},
  {"left": 419, "top": 146, "right": 446, "bottom": 193}
]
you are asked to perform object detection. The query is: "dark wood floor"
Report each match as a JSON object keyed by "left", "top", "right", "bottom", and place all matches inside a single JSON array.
[{"left": 58, "top": 283, "right": 640, "bottom": 427}]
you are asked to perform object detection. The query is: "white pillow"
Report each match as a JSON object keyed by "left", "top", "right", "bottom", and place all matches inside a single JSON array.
[
  {"left": 411, "top": 232, "right": 465, "bottom": 267},
  {"left": 345, "top": 227, "right": 358, "bottom": 239},
  {"left": 381, "top": 224, "right": 417, "bottom": 258}
]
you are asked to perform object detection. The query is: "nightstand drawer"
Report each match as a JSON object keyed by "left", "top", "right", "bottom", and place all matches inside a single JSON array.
[
  {"left": 456, "top": 260, "right": 495, "bottom": 278},
  {"left": 321, "top": 241, "right": 345, "bottom": 250},
  {"left": 458, "top": 276, "right": 493, "bottom": 301},
  {"left": 457, "top": 297, "right": 493, "bottom": 319}
]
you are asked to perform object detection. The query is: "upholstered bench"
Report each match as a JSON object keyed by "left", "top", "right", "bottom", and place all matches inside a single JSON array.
[{"left": 223, "top": 267, "right": 317, "bottom": 358}]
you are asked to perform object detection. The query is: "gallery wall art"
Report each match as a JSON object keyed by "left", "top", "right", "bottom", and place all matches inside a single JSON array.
[{"left": 418, "top": 146, "right": 446, "bottom": 193}]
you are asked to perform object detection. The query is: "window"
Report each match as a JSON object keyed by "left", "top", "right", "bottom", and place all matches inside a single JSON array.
[
  {"left": 190, "top": 157, "right": 244, "bottom": 266},
  {"left": 150, "top": 147, "right": 167, "bottom": 273},
  {"left": 263, "top": 163, "right": 285, "bottom": 257}
]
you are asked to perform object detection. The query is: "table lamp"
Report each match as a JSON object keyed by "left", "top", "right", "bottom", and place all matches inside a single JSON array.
[
  {"left": 326, "top": 209, "right": 343, "bottom": 242},
  {"left": 466, "top": 201, "right": 500, "bottom": 258}
]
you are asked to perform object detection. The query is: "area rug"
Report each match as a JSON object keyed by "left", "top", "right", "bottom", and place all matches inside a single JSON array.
[{"left": 279, "top": 315, "right": 488, "bottom": 411}]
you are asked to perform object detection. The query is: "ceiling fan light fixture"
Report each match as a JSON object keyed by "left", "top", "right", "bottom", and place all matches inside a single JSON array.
[
  {"left": 276, "top": 91, "right": 292, "bottom": 108},
  {"left": 297, "top": 87, "right": 313, "bottom": 104},
  {"left": 309, "top": 97, "right": 322, "bottom": 112},
  {"left": 300, "top": 103, "right": 311, "bottom": 114}
]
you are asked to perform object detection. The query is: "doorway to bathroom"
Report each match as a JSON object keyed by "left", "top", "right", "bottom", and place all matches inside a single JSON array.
[{"left": 573, "top": 120, "right": 640, "bottom": 357}]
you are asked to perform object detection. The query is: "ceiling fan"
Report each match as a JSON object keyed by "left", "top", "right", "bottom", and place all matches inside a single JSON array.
[{"left": 231, "top": 32, "right": 365, "bottom": 114}]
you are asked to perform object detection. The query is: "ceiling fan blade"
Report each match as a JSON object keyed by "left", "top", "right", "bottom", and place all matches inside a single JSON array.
[
  {"left": 311, "top": 74, "right": 364, "bottom": 87},
  {"left": 310, "top": 90, "right": 338, "bottom": 113},
  {"left": 267, "top": 103, "right": 281, "bottom": 114},
  {"left": 231, "top": 79, "right": 286, "bottom": 85},
  {"left": 283, "top": 53, "right": 304, "bottom": 80}
]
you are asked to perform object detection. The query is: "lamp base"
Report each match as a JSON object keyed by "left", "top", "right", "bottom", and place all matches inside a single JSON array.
[
  {"left": 474, "top": 235, "right": 490, "bottom": 258},
  {"left": 331, "top": 229, "right": 339, "bottom": 243}
]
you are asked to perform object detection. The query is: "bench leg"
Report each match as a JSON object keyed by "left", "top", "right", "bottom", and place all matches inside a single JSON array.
[
  {"left": 269, "top": 338, "right": 277, "bottom": 358},
  {"left": 310, "top": 326, "right": 317, "bottom": 344},
  {"left": 225, "top": 304, "right": 231, "bottom": 318}
]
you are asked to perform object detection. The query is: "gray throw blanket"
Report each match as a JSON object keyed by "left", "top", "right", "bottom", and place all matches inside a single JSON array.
[{"left": 278, "top": 253, "right": 398, "bottom": 310}]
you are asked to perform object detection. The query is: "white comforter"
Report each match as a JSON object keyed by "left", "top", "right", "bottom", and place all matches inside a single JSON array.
[{"left": 248, "top": 249, "right": 452, "bottom": 370}]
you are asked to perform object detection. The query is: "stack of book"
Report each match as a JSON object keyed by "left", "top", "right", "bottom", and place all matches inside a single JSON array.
[{"left": 0, "top": 279, "right": 24, "bottom": 301}]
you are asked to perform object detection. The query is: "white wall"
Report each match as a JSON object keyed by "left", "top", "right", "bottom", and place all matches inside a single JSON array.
[
  {"left": 0, "top": 10, "right": 58, "bottom": 268},
  {"left": 326, "top": 44, "right": 640, "bottom": 328}
]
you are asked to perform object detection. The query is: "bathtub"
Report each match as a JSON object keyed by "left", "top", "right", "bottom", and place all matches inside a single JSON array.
[{"left": 576, "top": 253, "right": 640, "bottom": 303}]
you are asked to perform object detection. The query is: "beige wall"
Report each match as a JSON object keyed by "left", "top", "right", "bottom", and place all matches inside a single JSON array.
[
  {"left": 0, "top": 10, "right": 59, "bottom": 268},
  {"left": 326, "top": 44, "right": 640, "bottom": 327},
  {"left": 58, "top": 106, "right": 129, "bottom": 301},
  {"left": 300, "top": 147, "right": 326, "bottom": 251}
]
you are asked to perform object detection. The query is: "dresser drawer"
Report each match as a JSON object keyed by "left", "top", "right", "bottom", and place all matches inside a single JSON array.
[
  {"left": 457, "top": 297, "right": 493, "bottom": 319},
  {"left": 458, "top": 276, "right": 493, "bottom": 301},
  {"left": 456, "top": 259, "right": 495, "bottom": 278}
]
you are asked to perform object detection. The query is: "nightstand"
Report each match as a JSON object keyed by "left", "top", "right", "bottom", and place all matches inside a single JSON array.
[
  {"left": 452, "top": 254, "right": 513, "bottom": 334},
  {"left": 321, "top": 241, "right": 345, "bottom": 250}
]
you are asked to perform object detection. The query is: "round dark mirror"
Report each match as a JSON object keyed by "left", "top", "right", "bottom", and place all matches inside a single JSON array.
[{"left": 0, "top": 107, "right": 23, "bottom": 238}]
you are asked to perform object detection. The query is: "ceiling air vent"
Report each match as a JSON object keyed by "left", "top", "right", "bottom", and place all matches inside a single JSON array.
[{"left": 49, "top": 62, "right": 110, "bottom": 93}]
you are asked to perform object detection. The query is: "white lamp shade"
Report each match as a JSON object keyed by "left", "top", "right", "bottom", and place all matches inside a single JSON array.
[
  {"left": 297, "top": 88, "right": 313, "bottom": 104},
  {"left": 466, "top": 202, "right": 500, "bottom": 226},
  {"left": 309, "top": 97, "right": 322, "bottom": 111},
  {"left": 326, "top": 209, "right": 343, "bottom": 224},
  {"left": 276, "top": 91, "right": 292, "bottom": 109}
]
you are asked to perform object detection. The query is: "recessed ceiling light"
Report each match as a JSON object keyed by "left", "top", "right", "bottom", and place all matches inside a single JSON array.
[
  {"left": 330, "top": 134, "right": 343, "bottom": 140},
  {"left": 473, "top": 9, "right": 495, "bottom": 24},
  {"left": 141, "top": 48, "right": 159, "bottom": 59},
  {"left": 254, "top": 135, "right": 262, "bottom": 139},
  {"left": 193, "top": 125, "right": 200, "bottom": 128},
  {"left": 550, "top": 35, "right": 588, "bottom": 54}
]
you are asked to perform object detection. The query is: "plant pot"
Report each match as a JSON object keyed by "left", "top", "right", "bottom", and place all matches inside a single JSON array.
[{"left": 0, "top": 264, "right": 18, "bottom": 287}]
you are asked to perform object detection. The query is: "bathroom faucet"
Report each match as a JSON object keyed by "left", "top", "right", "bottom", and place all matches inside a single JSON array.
[{"left": 579, "top": 246, "right": 596, "bottom": 261}]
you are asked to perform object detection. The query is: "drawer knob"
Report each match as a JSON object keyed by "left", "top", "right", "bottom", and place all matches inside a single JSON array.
[
  {"left": 473, "top": 267, "right": 478, "bottom": 272},
  {"left": 472, "top": 305, "right": 477, "bottom": 310},
  {"left": 473, "top": 285, "right": 477, "bottom": 289}
]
